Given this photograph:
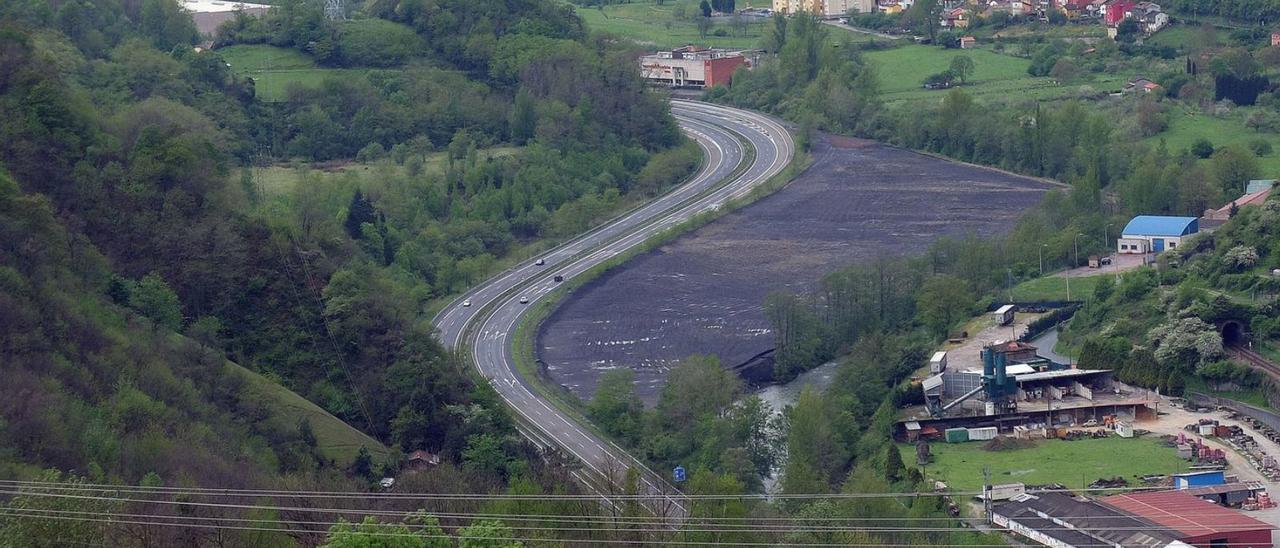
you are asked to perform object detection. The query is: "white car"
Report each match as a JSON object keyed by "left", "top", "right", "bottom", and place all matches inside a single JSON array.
[
  {"left": 535, "top": 258, "right": 545, "bottom": 266},
  {"left": 519, "top": 296, "right": 529, "bottom": 304},
  {"left": 462, "top": 300, "right": 471, "bottom": 307}
]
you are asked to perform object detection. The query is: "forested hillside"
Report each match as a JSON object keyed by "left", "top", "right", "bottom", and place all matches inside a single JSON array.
[{"left": 0, "top": 0, "right": 692, "bottom": 515}]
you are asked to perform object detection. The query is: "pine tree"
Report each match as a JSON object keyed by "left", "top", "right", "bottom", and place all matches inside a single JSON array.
[
  {"left": 884, "top": 444, "right": 905, "bottom": 483},
  {"left": 344, "top": 189, "right": 376, "bottom": 239}
]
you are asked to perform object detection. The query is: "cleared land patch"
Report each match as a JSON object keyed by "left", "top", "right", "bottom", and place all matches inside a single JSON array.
[
  {"left": 537, "top": 134, "right": 1053, "bottom": 405},
  {"left": 218, "top": 44, "right": 369, "bottom": 102}
]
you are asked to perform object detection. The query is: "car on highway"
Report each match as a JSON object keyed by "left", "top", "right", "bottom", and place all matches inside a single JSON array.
[
  {"left": 554, "top": 275, "right": 564, "bottom": 283},
  {"left": 535, "top": 258, "right": 545, "bottom": 265},
  {"left": 462, "top": 300, "right": 471, "bottom": 307},
  {"left": 519, "top": 296, "right": 529, "bottom": 304}
]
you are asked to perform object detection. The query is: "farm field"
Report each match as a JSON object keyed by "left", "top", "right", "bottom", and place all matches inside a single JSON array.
[
  {"left": 575, "top": 2, "right": 770, "bottom": 50},
  {"left": 217, "top": 44, "right": 369, "bottom": 101},
  {"left": 538, "top": 134, "right": 1052, "bottom": 404},
  {"left": 1145, "top": 105, "right": 1280, "bottom": 174},
  {"left": 865, "top": 44, "right": 1136, "bottom": 104},
  {"left": 909, "top": 435, "right": 1185, "bottom": 493}
]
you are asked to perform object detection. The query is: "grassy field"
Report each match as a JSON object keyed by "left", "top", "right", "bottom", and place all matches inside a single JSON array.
[
  {"left": 1144, "top": 104, "right": 1280, "bottom": 175},
  {"left": 909, "top": 436, "right": 1184, "bottom": 493},
  {"left": 228, "top": 360, "right": 390, "bottom": 463},
  {"left": 864, "top": 44, "right": 1135, "bottom": 104},
  {"left": 249, "top": 148, "right": 521, "bottom": 200},
  {"left": 1009, "top": 274, "right": 1103, "bottom": 302},
  {"left": 217, "top": 44, "right": 368, "bottom": 102}
]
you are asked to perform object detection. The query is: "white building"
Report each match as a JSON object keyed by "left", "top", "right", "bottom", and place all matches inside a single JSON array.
[
  {"left": 1116, "top": 215, "right": 1198, "bottom": 254},
  {"left": 182, "top": 0, "right": 272, "bottom": 36}
]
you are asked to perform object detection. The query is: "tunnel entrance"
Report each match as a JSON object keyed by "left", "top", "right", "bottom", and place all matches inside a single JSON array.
[{"left": 1221, "top": 321, "right": 1245, "bottom": 347}]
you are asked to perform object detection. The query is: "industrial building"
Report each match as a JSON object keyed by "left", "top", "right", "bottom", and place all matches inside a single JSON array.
[
  {"left": 899, "top": 342, "right": 1159, "bottom": 438},
  {"left": 993, "top": 489, "right": 1277, "bottom": 548},
  {"left": 1117, "top": 215, "right": 1199, "bottom": 254},
  {"left": 182, "top": 0, "right": 271, "bottom": 36},
  {"left": 638, "top": 47, "right": 747, "bottom": 89},
  {"left": 772, "top": 0, "right": 875, "bottom": 17},
  {"left": 1103, "top": 491, "right": 1276, "bottom": 547}
]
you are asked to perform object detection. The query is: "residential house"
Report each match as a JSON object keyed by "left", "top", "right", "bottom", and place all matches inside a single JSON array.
[
  {"left": 1129, "top": 2, "right": 1168, "bottom": 32},
  {"left": 959, "top": 35, "right": 976, "bottom": 48},
  {"left": 1272, "top": 32, "right": 1280, "bottom": 46},
  {"left": 1203, "top": 183, "right": 1274, "bottom": 222},
  {"left": 982, "top": 0, "right": 1034, "bottom": 17},
  {"left": 406, "top": 450, "right": 441, "bottom": 470},
  {"left": 1124, "top": 77, "right": 1162, "bottom": 93},
  {"left": 941, "top": 6, "right": 970, "bottom": 27},
  {"left": 1103, "top": 0, "right": 1135, "bottom": 26},
  {"left": 878, "top": 0, "right": 904, "bottom": 13}
]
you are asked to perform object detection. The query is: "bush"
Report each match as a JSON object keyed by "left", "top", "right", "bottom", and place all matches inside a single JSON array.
[
  {"left": 356, "top": 142, "right": 387, "bottom": 162},
  {"left": 1248, "top": 138, "right": 1273, "bottom": 156},
  {"left": 1191, "top": 138, "right": 1215, "bottom": 158}
]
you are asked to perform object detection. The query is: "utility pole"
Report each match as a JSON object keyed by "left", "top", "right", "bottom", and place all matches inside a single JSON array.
[{"left": 983, "top": 464, "right": 993, "bottom": 524}]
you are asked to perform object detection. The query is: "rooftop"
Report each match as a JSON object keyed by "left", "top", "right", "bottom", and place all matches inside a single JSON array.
[
  {"left": 1122, "top": 215, "right": 1198, "bottom": 237},
  {"left": 995, "top": 492, "right": 1184, "bottom": 547},
  {"left": 1246, "top": 179, "right": 1276, "bottom": 194},
  {"left": 1102, "top": 491, "right": 1277, "bottom": 537},
  {"left": 1012, "top": 368, "right": 1106, "bottom": 383},
  {"left": 181, "top": 0, "right": 272, "bottom": 13}
]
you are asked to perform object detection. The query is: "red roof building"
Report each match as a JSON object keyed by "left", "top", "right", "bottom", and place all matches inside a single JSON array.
[
  {"left": 1103, "top": 0, "right": 1135, "bottom": 26},
  {"left": 1102, "top": 491, "right": 1275, "bottom": 548}
]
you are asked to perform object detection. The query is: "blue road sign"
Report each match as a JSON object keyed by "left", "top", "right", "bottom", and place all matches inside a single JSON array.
[{"left": 673, "top": 466, "right": 686, "bottom": 482}]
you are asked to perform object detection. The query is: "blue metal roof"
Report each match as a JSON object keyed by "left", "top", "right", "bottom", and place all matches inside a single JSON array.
[
  {"left": 1246, "top": 179, "right": 1275, "bottom": 194},
  {"left": 1121, "top": 216, "right": 1198, "bottom": 237}
]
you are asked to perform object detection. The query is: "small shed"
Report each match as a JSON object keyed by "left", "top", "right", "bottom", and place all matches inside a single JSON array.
[
  {"left": 1115, "top": 421, "right": 1134, "bottom": 438},
  {"left": 904, "top": 421, "right": 922, "bottom": 441},
  {"left": 1173, "top": 470, "right": 1226, "bottom": 490},
  {"left": 993, "top": 304, "right": 1016, "bottom": 326},
  {"left": 929, "top": 351, "right": 948, "bottom": 374}
]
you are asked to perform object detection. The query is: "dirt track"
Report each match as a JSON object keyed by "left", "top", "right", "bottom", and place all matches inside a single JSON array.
[{"left": 537, "top": 134, "right": 1055, "bottom": 405}]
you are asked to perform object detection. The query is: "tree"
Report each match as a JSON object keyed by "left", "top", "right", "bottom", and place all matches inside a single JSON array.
[
  {"left": 884, "top": 444, "right": 905, "bottom": 483},
  {"left": 696, "top": 14, "right": 712, "bottom": 38},
  {"left": 345, "top": 189, "right": 377, "bottom": 239},
  {"left": 1115, "top": 18, "right": 1140, "bottom": 44},
  {"left": 915, "top": 275, "right": 973, "bottom": 337},
  {"left": 699, "top": 0, "right": 712, "bottom": 17},
  {"left": 129, "top": 272, "right": 183, "bottom": 332},
  {"left": 904, "top": 0, "right": 941, "bottom": 43},
  {"left": 783, "top": 387, "right": 849, "bottom": 489},
  {"left": 1190, "top": 138, "right": 1215, "bottom": 159},
  {"left": 588, "top": 369, "right": 644, "bottom": 443},
  {"left": 1210, "top": 144, "right": 1260, "bottom": 195},
  {"left": 948, "top": 55, "right": 975, "bottom": 84},
  {"left": 320, "top": 512, "right": 450, "bottom": 548},
  {"left": 457, "top": 520, "right": 521, "bottom": 548},
  {"left": 351, "top": 446, "right": 374, "bottom": 480}
]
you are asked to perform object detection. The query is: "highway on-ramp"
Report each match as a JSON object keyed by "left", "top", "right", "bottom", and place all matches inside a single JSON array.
[{"left": 432, "top": 100, "right": 794, "bottom": 512}]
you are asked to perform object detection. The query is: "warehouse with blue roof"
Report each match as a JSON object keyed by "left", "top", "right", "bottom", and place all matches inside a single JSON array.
[{"left": 1117, "top": 215, "right": 1199, "bottom": 254}]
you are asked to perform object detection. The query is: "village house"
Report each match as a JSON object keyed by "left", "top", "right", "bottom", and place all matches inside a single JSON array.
[
  {"left": 941, "top": 6, "right": 971, "bottom": 28},
  {"left": 1123, "top": 77, "right": 1162, "bottom": 93}
]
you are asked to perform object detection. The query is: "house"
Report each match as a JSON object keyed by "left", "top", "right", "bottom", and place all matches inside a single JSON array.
[
  {"left": 1117, "top": 215, "right": 1198, "bottom": 254},
  {"left": 1273, "top": 32, "right": 1280, "bottom": 46},
  {"left": 1102, "top": 0, "right": 1135, "bottom": 26},
  {"left": 1129, "top": 1, "right": 1168, "bottom": 32},
  {"left": 959, "top": 35, "right": 976, "bottom": 48},
  {"left": 1124, "top": 78, "right": 1163, "bottom": 93},
  {"left": 941, "top": 6, "right": 970, "bottom": 27},
  {"left": 406, "top": 450, "right": 441, "bottom": 470},
  {"left": 878, "top": 0, "right": 904, "bottom": 13}
]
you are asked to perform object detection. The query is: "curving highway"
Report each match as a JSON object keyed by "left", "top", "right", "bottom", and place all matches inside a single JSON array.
[{"left": 433, "top": 100, "right": 794, "bottom": 511}]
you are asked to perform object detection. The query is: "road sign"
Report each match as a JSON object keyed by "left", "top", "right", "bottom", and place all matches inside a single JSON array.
[{"left": 673, "top": 466, "right": 686, "bottom": 483}]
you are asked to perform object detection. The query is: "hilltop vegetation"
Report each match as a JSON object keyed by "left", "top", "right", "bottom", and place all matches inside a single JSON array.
[{"left": 0, "top": 0, "right": 701, "bottom": 539}]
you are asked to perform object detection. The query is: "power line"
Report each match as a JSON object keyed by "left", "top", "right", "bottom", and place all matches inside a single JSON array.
[{"left": 0, "top": 479, "right": 1182, "bottom": 500}]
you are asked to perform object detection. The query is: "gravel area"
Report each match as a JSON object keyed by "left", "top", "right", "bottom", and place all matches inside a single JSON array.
[{"left": 537, "top": 134, "right": 1055, "bottom": 405}]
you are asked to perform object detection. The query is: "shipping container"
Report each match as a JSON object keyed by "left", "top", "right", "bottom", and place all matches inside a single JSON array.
[
  {"left": 1198, "top": 424, "right": 1216, "bottom": 436},
  {"left": 968, "top": 426, "right": 998, "bottom": 441},
  {"left": 945, "top": 428, "right": 970, "bottom": 443},
  {"left": 929, "top": 351, "right": 948, "bottom": 374},
  {"left": 993, "top": 304, "right": 1016, "bottom": 326}
]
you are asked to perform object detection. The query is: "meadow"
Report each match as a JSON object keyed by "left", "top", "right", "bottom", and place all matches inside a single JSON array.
[{"left": 218, "top": 44, "right": 369, "bottom": 101}]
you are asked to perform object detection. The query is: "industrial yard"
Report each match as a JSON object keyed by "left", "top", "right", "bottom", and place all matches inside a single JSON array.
[{"left": 537, "top": 134, "right": 1053, "bottom": 404}]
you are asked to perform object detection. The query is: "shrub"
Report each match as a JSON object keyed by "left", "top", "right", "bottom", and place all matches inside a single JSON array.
[
  {"left": 1248, "top": 138, "right": 1273, "bottom": 156},
  {"left": 356, "top": 142, "right": 386, "bottom": 162},
  {"left": 1191, "top": 138, "right": 1215, "bottom": 158}
]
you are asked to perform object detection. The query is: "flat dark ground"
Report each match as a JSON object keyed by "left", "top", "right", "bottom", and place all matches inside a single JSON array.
[{"left": 537, "top": 134, "right": 1056, "bottom": 405}]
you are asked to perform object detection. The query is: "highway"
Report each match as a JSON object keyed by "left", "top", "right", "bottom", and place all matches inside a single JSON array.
[{"left": 432, "top": 100, "right": 794, "bottom": 511}]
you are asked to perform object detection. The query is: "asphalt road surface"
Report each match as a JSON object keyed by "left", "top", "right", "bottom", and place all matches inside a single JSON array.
[{"left": 432, "top": 101, "right": 794, "bottom": 511}]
